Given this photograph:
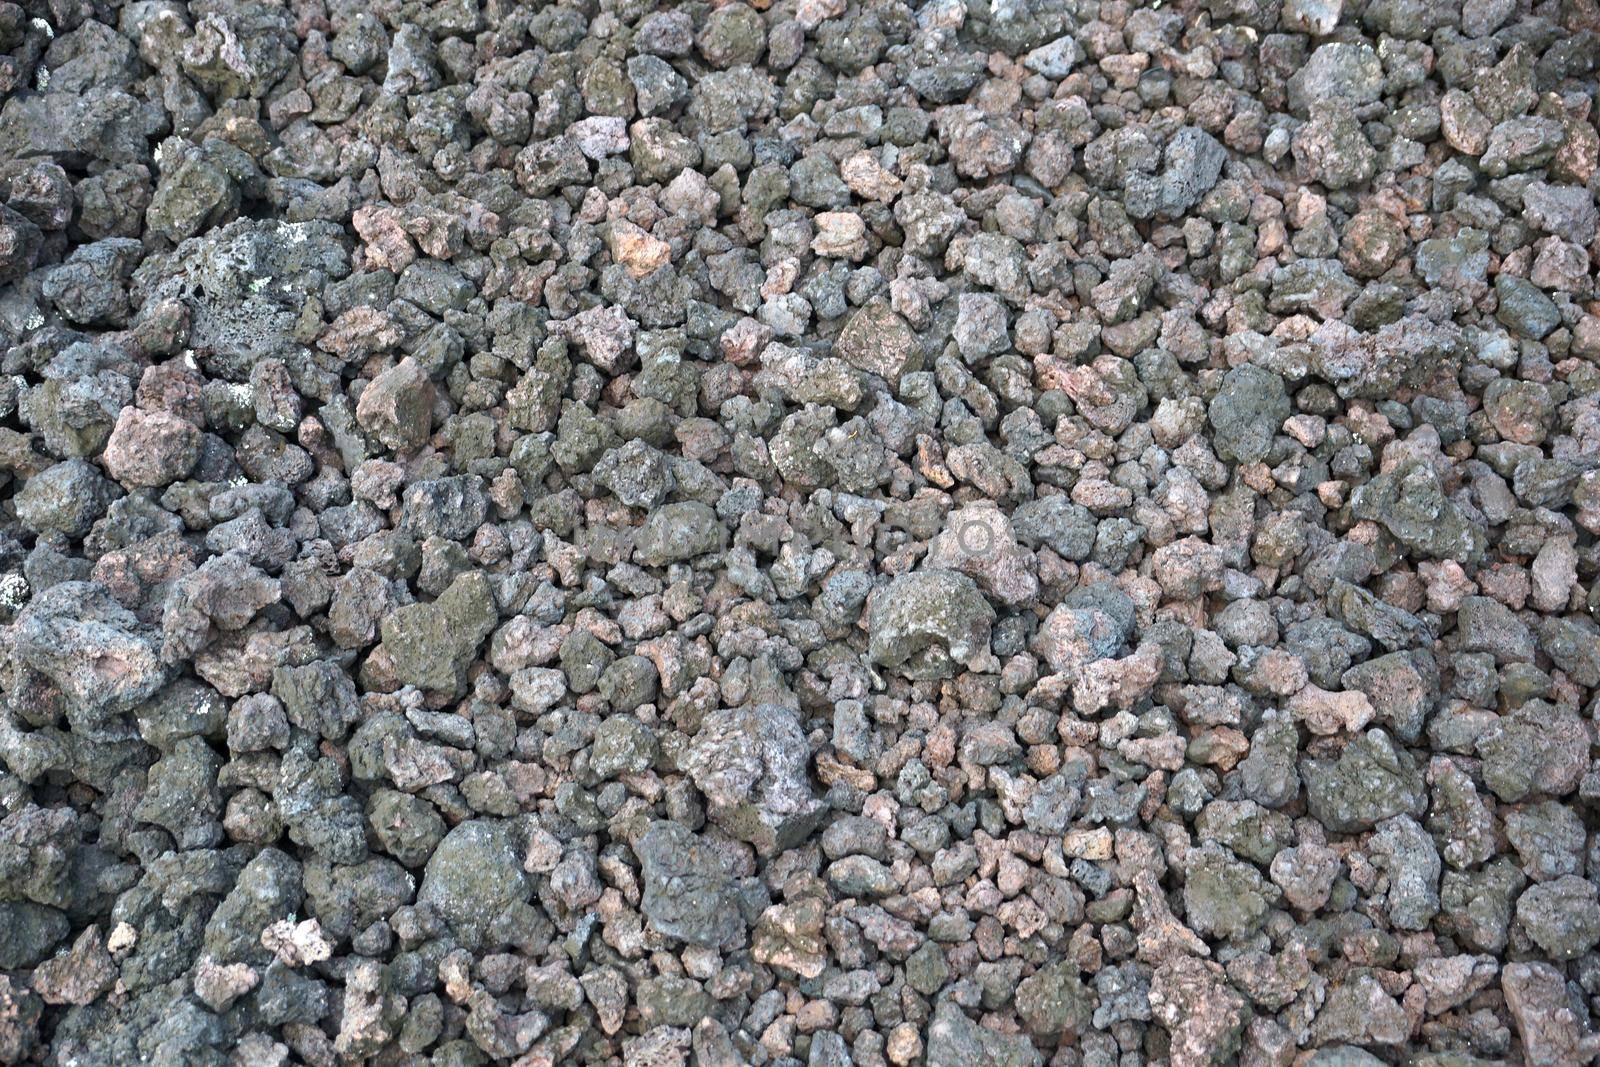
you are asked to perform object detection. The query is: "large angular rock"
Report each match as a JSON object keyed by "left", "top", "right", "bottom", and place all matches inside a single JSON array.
[
  {"left": 1150, "top": 956, "right": 1248, "bottom": 1067},
  {"left": 1012, "top": 495, "right": 1097, "bottom": 561},
  {"left": 1125, "top": 127, "right": 1226, "bottom": 220},
  {"left": 180, "top": 8, "right": 295, "bottom": 100},
  {"left": 752, "top": 898, "right": 828, "bottom": 979},
  {"left": 1412, "top": 955, "right": 1499, "bottom": 1016},
  {"left": 1302, "top": 729, "right": 1426, "bottom": 832},
  {"left": 835, "top": 298, "right": 921, "bottom": 386},
  {"left": 1350, "top": 459, "right": 1487, "bottom": 563},
  {"left": 635, "top": 820, "right": 746, "bottom": 948},
  {"left": 1368, "top": 815, "right": 1441, "bottom": 930},
  {"left": 1015, "top": 961, "right": 1093, "bottom": 1037},
  {"left": 1496, "top": 273, "right": 1561, "bottom": 339},
  {"left": 923, "top": 503, "right": 1039, "bottom": 607},
  {"left": 355, "top": 357, "right": 434, "bottom": 454},
  {"left": 1502, "top": 962, "right": 1600, "bottom": 1067},
  {"left": 1522, "top": 181, "right": 1599, "bottom": 245},
  {"left": 378, "top": 570, "right": 499, "bottom": 695},
  {"left": 926, "top": 1000, "right": 1041, "bottom": 1067},
  {"left": 869, "top": 569, "right": 996, "bottom": 679},
  {"left": 1183, "top": 842, "right": 1270, "bottom": 939},
  {"left": 1310, "top": 315, "right": 1465, "bottom": 400},
  {"left": 418, "top": 820, "right": 530, "bottom": 949},
  {"left": 1208, "top": 364, "right": 1290, "bottom": 465},
  {"left": 29, "top": 926, "right": 116, "bottom": 1007},
  {"left": 1540, "top": 617, "right": 1600, "bottom": 688},
  {"left": 1516, "top": 876, "right": 1600, "bottom": 960},
  {"left": 1441, "top": 858, "right": 1526, "bottom": 955},
  {"left": 1426, "top": 756, "right": 1495, "bottom": 871},
  {"left": 0, "top": 88, "right": 165, "bottom": 166},
  {"left": 203, "top": 848, "right": 303, "bottom": 964},
  {"left": 634, "top": 501, "right": 727, "bottom": 565},
  {"left": 399, "top": 476, "right": 488, "bottom": 542},
  {"left": 146, "top": 150, "right": 241, "bottom": 243},
  {"left": 1034, "top": 583, "right": 1136, "bottom": 675},
  {"left": 159, "top": 552, "right": 281, "bottom": 663},
  {"left": 272, "top": 661, "right": 362, "bottom": 742},
  {"left": 683, "top": 703, "right": 824, "bottom": 855},
  {"left": 1340, "top": 649, "right": 1439, "bottom": 743},
  {"left": 0, "top": 903, "right": 69, "bottom": 969},
  {"left": 1327, "top": 580, "right": 1431, "bottom": 652},
  {"left": 1288, "top": 43, "right": 1384, "bottom": 116},
  {"left": 137, "top": 219, "right": 351, "bottom": 381},
  {"left": 13, "top": 458, "right": 119, "bottom": 537},
  {"left": 133, "top": 736, "right": 223, "bottom": 848},
  {"left": 1292, "top": 106, "right": 1376, "bottom": 190},
  {"left": 11, "top": 581, "right": 167, "bottom": 738},
  {"left": 1476, "top": 700, "right": 1588, "bottom": 802},
  {"left": 1310, "top": 973, "right": 1409, "bottom": 1047},
  {"left": 1455, "top": 596, "right": 1534, "bottom": 664},
  {"left": 594, "top": 440, "right": 674, "bottom": 509}
]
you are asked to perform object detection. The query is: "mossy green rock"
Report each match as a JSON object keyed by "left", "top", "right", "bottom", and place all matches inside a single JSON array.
[
  {"left": 418, "top": 820, "right": 530, "bottom": 949},
  {"left": 868, "top": 569, "right": 995, "bottom": 680},
  {"left": 379, "top": 570, "right": 498, "bottom": 695}
]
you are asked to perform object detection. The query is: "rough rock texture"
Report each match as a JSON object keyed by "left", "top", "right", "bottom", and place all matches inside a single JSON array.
[
  {"left": 1, "top": 2, "right": 1599, "bottom": 1066},
  {"left": 417, "top": 819, "right": 528, "bottom": 950},
  {"left": 636, "top": 819, "right": 747, "bottom": 949},
  {"left": 682, "top": 703, "right": 825, "bottom": 856}
]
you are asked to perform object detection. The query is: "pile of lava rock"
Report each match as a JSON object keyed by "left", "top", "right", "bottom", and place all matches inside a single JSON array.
[{"left": 2, "top": 0, "right": 1600, "bottom": 1064}]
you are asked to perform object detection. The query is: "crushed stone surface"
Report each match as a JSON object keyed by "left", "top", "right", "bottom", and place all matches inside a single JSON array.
[{"left": 1, "top": 0, "right": 1600, "bottom": 1065}]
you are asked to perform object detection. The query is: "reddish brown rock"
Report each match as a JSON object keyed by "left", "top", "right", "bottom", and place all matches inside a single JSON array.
[
  {"left": 101, "top": 407, "right": 201, "bottom": 488},
  {"left": 31, "top": 926, "right": 116, "bottom": 1007}
]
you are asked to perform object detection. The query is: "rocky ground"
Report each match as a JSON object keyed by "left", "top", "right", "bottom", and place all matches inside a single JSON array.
[{"left": 0, "top": 0, "right": 1598, "bottom": 1064}]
